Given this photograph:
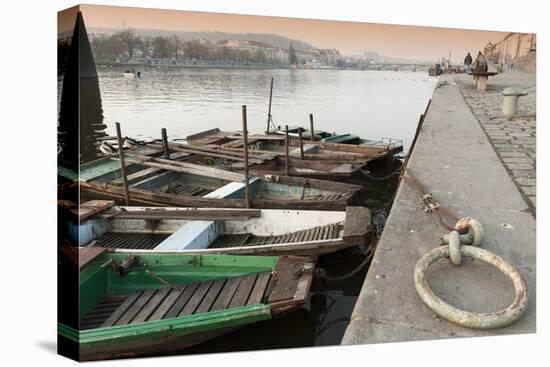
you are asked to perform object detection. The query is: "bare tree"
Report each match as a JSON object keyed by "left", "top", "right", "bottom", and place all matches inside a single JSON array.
[
  {"left": 114, "top": 29, "right": 142, "bottom": 58},
  {"left": 169, "top": 35, "right": 184, "bottom": 59}
]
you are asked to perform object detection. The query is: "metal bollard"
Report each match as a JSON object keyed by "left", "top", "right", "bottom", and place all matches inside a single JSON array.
[{"left": 502, "top": 87, "right": 528, "bottom": 116}]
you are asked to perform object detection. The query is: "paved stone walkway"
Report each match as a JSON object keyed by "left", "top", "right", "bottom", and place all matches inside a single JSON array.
[{"left": 454, "top": 71, "right": 536, "bottom": 215}]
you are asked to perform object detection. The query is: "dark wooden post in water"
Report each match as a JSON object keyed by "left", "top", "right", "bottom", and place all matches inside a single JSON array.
[
  {"left": 115, "top": 122, "right": 130, "bottom": 205},
  {"left": 284, "top": 125, "right": 290, "bottom": 176},
  {"left": 161, "top": 128, "right": 170, "bottom": 159},
  {"left": 242, "top": 105, "right": 251, "bottom": 208},
  {"left": 298, "top": 128, "right": 304, "bottom": 159},
  {"left": 309, "top": 113, "right": 315, "bottom": 141},
  {"left": 266, "top": 77, "right": 274, "bottom": 135}
]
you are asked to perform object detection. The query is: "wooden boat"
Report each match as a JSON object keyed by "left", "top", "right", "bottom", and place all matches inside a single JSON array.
[
  {"left": 119, "top": 140, "right": 368, "bottom": 182},
  {"left": 58, "top": 247, "right": 315, "bottom": 361},
  {"left": 67, "top": 154, "right": 362, "bottom": 211},
  {"left": 269, "top": 126, "right": 403, "bottom": 150},
  {"left": 186, "top": 128, "right": 402, "bottom": 162},
  {"left": 62, "top": 201, "right": 372, "bottom": 256}
]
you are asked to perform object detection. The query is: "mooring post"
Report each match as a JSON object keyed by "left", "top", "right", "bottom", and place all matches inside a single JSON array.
[
  {"left": 266, "top": 77, "right": 274, "bottom": 135},
  {"left": 115, "top": 122, "right": 130, "bottom": 205},
  {"left": 161, "top": 128, "right": 170, "bottom": 159},
  {"left": 285, "top": 125, "right": 290, "bottom": 176},
  {"left": 298, "top": 127, "right": 304, "bottom": 159},
  {"left": 309, "top": 113, "right": 315, "bottom": 141},
  {"left": 242, "top": 105, "right": 251, "bottom": 208}
]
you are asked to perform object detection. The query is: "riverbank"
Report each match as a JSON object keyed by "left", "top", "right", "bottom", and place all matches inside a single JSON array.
[{"left": 342, "top": 73, "right": 536, "bottom": 344}]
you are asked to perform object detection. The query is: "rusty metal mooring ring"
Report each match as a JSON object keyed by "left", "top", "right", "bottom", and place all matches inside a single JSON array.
[{"left": 414, "top": 245, "right": 528, "bottom": 329}]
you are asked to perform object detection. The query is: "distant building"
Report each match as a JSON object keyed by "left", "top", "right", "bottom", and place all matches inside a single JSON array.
[
  {"left": 216, "top": 39, "right": 288, "bottom": 63},
  {"left": 484, "top": 33, "right": 536, "bottom": 73}
]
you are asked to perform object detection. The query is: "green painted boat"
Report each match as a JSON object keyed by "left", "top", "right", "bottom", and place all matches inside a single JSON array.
[
  {"left": 58, "top": 248, "right": 315, "bottom": 361},
  {"left": 269, "top": 126, "right": 403, "bottom": 151}
]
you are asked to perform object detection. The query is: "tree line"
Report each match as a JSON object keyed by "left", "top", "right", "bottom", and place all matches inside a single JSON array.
[{"left": 89, "top": 29, "right": 274, "bottom": 64}]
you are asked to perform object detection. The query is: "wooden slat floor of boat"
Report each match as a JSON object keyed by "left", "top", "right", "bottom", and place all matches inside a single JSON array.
[
  {"left": 302, "top": 193, "right": 344, "bottom": 201},
  {"left": 80, "top": 297, "right": 126, "bottom": 330},
  {"left": 209, "top": 223, "right": 342, "bottom": 249},
  {"left": 93, "top": 232, "right": 171, "bottom": 249},
  {"left": 79, "top": 272, "right": 272, "bottom": 329},
  {"left": 169, "top": 183, "right": 214, "bottom": 197}
]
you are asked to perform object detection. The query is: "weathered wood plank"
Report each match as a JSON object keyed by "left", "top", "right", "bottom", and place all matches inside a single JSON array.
[
  {"left": 268, "top": 258, "right": 304, "bottom": 303},
  {"left": 247, "top": 272, "right": 271, "bottom": 305},
  {"left": 179, "top": 281, "right": 213, "bottom": 316},
  {"left": 123, "top": 154, "right": 245, "bottom": 182},
  {"left": 101, "top": 293, "right": 141, "bottom": 327},
  {"left": 74, "top": 200, "right": 115, "bottom": 221},
  {"left": 131, "top": 288, "right": 171, "bottom": 323},
  {"left": 228, "top": 273, "right": 258, "bottom": 308},
  {"left": 164, "top": 283, "right": 199, "bottom": 318},
  {"left": 115, "top": 290, "right": 156, "bottom": 325},
  {"left": 78, "top": 247, "right": 106, "bottom": 269},
  {"left": 343, "top": 206, "right": 372, "bottom": 244},
  {"left": 210, "top": 277, "right": 241, "bottom": 311},
  {"left": 194, "top": 279, "right": 226, "bottom": 314},
  {"left": 145, "top": 287, "right": 184, "bottom": 321},
  {"left": 112, "top": 167, "right": 163, "bottom": 185},
  {"left": 111, "top": 208, "right": 261, "bottom": 220}
]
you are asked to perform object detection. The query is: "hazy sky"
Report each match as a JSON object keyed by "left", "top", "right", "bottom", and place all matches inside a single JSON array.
[{"left": 59, "top": 4, "right": 511, "bottom": 61}]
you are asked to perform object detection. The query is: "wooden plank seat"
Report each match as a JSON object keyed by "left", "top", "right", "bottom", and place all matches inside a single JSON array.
[
  {"left": 209, "top": 223, "right": 342, "bottom": 248},
  {"left": 93, "top": 232, "right": 171, "bottom": 249},
  {"left": 80, "top": 272, "right": 272, "bottom": 330}
]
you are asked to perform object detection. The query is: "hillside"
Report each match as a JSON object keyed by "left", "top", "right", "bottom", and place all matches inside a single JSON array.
[{"left": 87, "top": 27, "right": 316, "bottom": 50}]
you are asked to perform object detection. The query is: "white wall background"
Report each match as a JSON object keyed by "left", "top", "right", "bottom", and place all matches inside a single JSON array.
[{"left": 0, "top": 1, "right": 546, "bottom": 366}]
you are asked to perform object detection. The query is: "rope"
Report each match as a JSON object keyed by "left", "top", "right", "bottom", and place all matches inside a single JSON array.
[
  {"left": 403, "top": 168, "right": 459, "bottom": 232},
  {"left": 143, "top": 267, "right": 176, "bottom": 287}
]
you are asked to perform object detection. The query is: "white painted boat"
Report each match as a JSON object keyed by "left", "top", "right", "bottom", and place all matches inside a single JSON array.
[
  {"left": 122, "top": 72, "right": 136, "bottom": 78},
  {"left": 66, "top": 203, "right": 372, "bottom": 256}
]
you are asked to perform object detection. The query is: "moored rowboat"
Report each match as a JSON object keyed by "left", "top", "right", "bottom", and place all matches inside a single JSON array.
[
  {"left": 58, "top": 247, "right": 315, "bottom": 361},
  {"left": 62, "top": 201, "right": 373, "bottom": 256},
  {"left": 186, "top": 128, "right": 402, "bottom": 162},
  {"left": 63, "top": 155, "right": 363, "bottom": 211}
]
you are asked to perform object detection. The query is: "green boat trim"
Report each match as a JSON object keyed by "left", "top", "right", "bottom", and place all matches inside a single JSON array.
[
  {"left": 63, "top": 250, "right": 314, "bottom": 359},
  {"left": 59, "top": 304, "right": 272, "bottom": 349},
  {"left": 80, "top": 252, "right": 278, "bottom": 317},
  {"left": 58, "top": 164, "right": 79, "bottom": 181}
]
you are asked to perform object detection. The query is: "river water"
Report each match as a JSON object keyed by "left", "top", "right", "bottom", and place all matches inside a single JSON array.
[
  {"left": 81, "top": 66, "right": 435, "bottom": 355},
  {"left": 98, "top": 67, "right": 435, "bottom": 152}
]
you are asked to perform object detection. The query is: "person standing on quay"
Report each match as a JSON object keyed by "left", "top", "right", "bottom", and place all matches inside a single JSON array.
[{"left": 464, "top": 52, "right": 473, "bottom": 72}]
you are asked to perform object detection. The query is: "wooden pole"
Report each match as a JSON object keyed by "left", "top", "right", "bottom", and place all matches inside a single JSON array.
[
  {"left": 161, "top": 128, "right": 170, "bottom": 159},
  {"left": 242, "top": 105, "right": 251, "bottom": 208},
  {"left": 309, "top": 113, "right": 315, "bottom": 141},
  {"left": 298, "top": 127, "right": 304, "bottom": 159},
  {"left": 284, "top": 125, "right": 290, "bottom": 176},
  {"left": 115, "top": 122, "right": 130, "bottom": 205},
  {"left": 266, "top": 77, "right": 274, "bottom": 135}
]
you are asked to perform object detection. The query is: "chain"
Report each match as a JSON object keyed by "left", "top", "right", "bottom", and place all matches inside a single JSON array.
[
  {"left": 315, "top": 317, "right": 350, "bottom": 338},
  {"left": 361, "top": 166, "right": 402, "bottom": 181},
  {"left": 317, "top": 250, "right": 374, "bottom": 282}
]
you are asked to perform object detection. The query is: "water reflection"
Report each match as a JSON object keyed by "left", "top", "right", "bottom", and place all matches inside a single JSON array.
[
  {"left": 58, "top": 11, "right": 106, "bottom": 165},
  {"left": 97, "top": 67, "right": 435, "bottom": 151}
]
